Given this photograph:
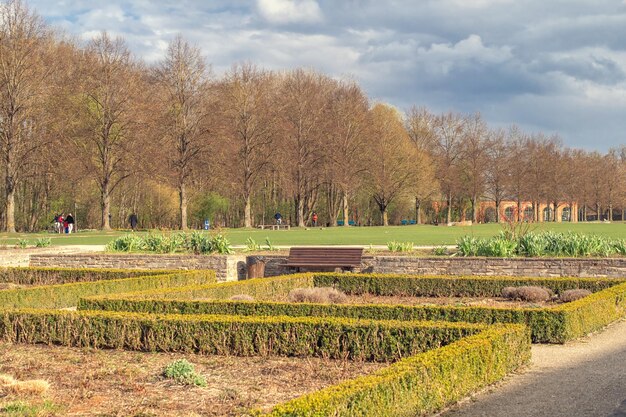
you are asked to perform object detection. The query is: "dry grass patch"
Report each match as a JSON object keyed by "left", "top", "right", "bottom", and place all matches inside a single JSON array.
[
  {"left": 0, "top": 342, "right": 381, "bottom": 417},
  {"left": 288, "top": 287, "right": 347, "bottom": 304}
]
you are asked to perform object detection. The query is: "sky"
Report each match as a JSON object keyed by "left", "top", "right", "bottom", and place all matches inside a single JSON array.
[{"left": 29, "top": 0, "right": 626, "bottom": 151}]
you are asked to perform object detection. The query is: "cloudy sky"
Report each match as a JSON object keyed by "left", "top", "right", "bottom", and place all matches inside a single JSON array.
[{"left": 29, "top": 0, "right": 626, "bottom": 151}]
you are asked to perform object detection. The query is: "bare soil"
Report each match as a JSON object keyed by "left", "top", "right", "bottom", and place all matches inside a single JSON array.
[
  {"left": 342, "top": 294, "right": 556, "bottom": 308},
  {"left": 0, "top": 343, "right": 382, "bottom": 417}
]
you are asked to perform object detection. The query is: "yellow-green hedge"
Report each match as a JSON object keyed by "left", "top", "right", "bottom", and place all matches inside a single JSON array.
[
  {"left": 79, "top": 272, "right": 626, "bottom": 343},
  {"left": 313, "top": 272, "right": 620, "bottom": 296},
  {"left": 0, "top": 267, "right": 174, "bottom": 285},
  {"left": 0, "top": 309, "right": 482, "bottom": 362},
  {"left": 0, "top": 270, "right": 215, "bottom": 309},
  {"left": 258, "top": 324, "right": 530, "bottom": 416}
]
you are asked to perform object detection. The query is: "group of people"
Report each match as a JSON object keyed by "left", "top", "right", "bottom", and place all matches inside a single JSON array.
[{"left": 53, "top": 213, "right": 75, "bottom": 234}]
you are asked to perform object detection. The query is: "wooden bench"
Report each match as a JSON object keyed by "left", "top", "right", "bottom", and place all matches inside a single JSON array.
[
  {"left": 257, "top": 224, "right": 290, "bottom": 230},
  {"left": 285, "top": 247, "right": 364, "bottom": 272}
]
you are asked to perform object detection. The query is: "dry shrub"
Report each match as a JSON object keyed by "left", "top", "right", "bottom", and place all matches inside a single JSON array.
[
  {"left": 502, "top": 286, "right": 552, "bottom": 302},
  {"left": 0, "top": 374, "right": 50, "bottom": 396},
  {"left": 288, "top": 287, "right": 347, "bottom": 304},
  {"left": 229, "top": 294, "right": 255, "bottom": 302},
  {"left": 0, "top": 374, "right": 16, "bottom": 386},
  {"left": 560, "top": 289, "right": 592, "bottom": 303},
  {"left": 8, "top": 379, "right": 50, "bottom": 395}
]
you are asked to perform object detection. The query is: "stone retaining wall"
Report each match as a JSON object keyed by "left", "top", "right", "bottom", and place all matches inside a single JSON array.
[
  {"left": 29, "top": 253, "right": 626, "bottom": 280},
  {"left": 29, "top": 254, "right": 247, "bottom": 282}
]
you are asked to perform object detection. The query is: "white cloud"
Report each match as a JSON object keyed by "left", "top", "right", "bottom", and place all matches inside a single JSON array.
[{"left": 257, "top": 0, "right": 322, "bottom": 24}]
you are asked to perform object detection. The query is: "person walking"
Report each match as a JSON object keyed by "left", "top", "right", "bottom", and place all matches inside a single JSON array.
[
  {"left": 274, "top": 212, "right": 282, "bottom": 225},
  {"left": 65, "top": 213, "right": 75, "bottom": 233},
  {"left": 57, "top": 214, "right": 64, "bottom": 234},
  {"left": 129, "top": 213, "right": 138, "bottom": 231},
  {"left": 312, "top": 212, "right": 318, "bottom": 227}
]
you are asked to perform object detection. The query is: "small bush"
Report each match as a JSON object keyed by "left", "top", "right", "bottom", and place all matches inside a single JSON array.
[
  {"left": 34, "top": 238, "right": 51, "bottom": 248},
  {"left": 432, "top": 246, "right": 448, "bottom": 256},
  {"left": 560, "top": 289, "right": 592, "bottom": 303},
  {"left": 15, "top": 239, "right": 29, "bottom": 249},
  {"left": 387, "top": 241, "right": 414, "bottom": 252},
  {"left": 106, "top": 234, "right": 145, "bottom": 252},
  {"left": 502, "top": 286, "right": 552, "bottom": 302},
  {"left": 163, "top": 359, "right": 207, "bottom": 387},
  {"left": 230, "top": 294, "right": 255, "bottom": 301},
  {"left": 245, "top": 237, "right": 261, "bottom": 252},
  {"left": 288, "top": 287, "right": 347, "bottom": 304}
]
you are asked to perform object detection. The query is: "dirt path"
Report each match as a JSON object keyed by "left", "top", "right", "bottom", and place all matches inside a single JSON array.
[
  {"left": 440, "top": 319, "right": 626, "bottom": 417},
  {"left": 0, "top": 245, "right": 105, "bottom": 267}
]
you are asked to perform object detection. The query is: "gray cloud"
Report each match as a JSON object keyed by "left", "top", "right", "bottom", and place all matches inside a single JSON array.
[{"left": 27, "top": 0, "right": 626, "bottom": 150}]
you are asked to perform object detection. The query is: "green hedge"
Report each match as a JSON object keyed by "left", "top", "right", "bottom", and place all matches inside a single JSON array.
[
  {"left": 79, "top": 296, "right": 563, "bottom": 343},
  {"left": 0, "top": 309, "right": 482, "bottom": 362},
  {"left": 79, "top": 273, "right": 626, "bottom": 343},
  {"left": 0, "top": 270, "right": 215, "bottom": 309},
  {"left": 258, "top": 324, "right": 530, "bottom": 416},
  {"left": 313, "top": 273, "right": 620, "bottom": 297},
  {"left": 0, "top": 267, "right": 174, "bottom": 286},
  {"left": 102, "top": 273, "right": 315, "bottom": 301}
]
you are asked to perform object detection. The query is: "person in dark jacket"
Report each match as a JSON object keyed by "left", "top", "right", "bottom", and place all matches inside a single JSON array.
[
  {"left": 129, "top": 213, "right": 138, "bottom": 231},
  {"left": 65, "top": 213, "right": 75, "bottom": 233}
]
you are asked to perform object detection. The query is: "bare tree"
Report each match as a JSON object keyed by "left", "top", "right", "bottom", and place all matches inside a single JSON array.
[
  {"left": 485, "top": 128, "right": 509, "bottom": 222},
  {"left": 432, "top": 112, "right": 465, "bottom": 224},
  {"left": 72, "top": 32, "right": 143, "bottom": 229},
  {"left": 459, "top": 113, "right": 488, "bottom": 223},
  {"left": 367, "top": 104, "right": 419, "bottom": 225},
  {"left": 221, "top": 63, "right": 275, "bottom": 228},
  {"left": 154, "top": 34, "right": 212, "bottom": 230},
  {"left": 0, "top": 0, "right": 51, "bottom": 231},
  {"left": 323, "top": 79, "right": 369, "bottom": 226}
]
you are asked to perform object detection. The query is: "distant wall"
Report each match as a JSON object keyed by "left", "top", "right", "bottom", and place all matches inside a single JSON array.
[
  {"left": 30, "top": 253, "right": 626, "bottom": 280},
  {"left": 30, "top": 254, "right": 247, "bottom": 282}
]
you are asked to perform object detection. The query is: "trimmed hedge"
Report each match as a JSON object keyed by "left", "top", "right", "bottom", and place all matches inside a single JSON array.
[
  {"left": 0, "top": 267, "right": 174, "bottom": 286},
  {"left": 258, "top": 324, "right": 530, "bottom": 416},
  {"left": 106, "top": 273, "right": 315, "bottom": 301},
  {"left": 0, "top": 309, "right": 482, "bottom": 362},
  {"left": 79, "top": 273, "right": 626, "bottom": 343},
  {"left": 313, "top": 273, "right": 621, "bottom": 297},
  {"left": 0, "top": 270, "right": 215, "bottom": 309}
]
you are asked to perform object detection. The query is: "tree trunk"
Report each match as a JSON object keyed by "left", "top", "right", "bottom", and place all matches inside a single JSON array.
[
  {"left": 342, "top": 191, "right": 349, "bottom": 227},
  {"left": 382, "top": 208, "right": 388, "bottom": 226},
  {"left": 179, "top": 182, "right": 188, "bottom": 230},
  {"left": 608, "top": 204, "right": 613, "bottom": 222},
  {"left": 415, "top": 198, "right": 421, "bottom": 224},
  {"left": 472, "top": 195, "right": 477, "bottom": 223},
  {"left": 101, "top": 189, "right": 111, "bottom": 230},
  {"left": 446, "top": 192, "right": 452, "bottom": 224},
  {"left": 596, "top": 203, "right": 601, "bottom": 221},
  {"left": 495, "top": 199, "right": 501, "bottom": 223},
  {"left": 516, "top": 200, "right": 522, "bottom": 222},
  {"left": 244, "top": 193, "right": 252, "bottom": 228},
  {"left": 5, "top": 185, "right": 16, "bottom": 233},
  {"left": 296, "top": 196, "right": 305, "bottom": 227}
]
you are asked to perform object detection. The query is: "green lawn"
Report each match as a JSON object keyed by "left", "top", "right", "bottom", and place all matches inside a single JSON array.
[{"left": 0, "top": 222, "right": 624, "bottom": 247}]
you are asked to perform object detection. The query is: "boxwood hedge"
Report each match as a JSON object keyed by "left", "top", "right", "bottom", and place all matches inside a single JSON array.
[
  {"left": 79, "top": 272, "right": 626, "bottom": 343},
  {"left": 0, "top": 270, "right": 215, "bottom": 309},
  {"left": 0, "top": 267, "right": 174, "bottom": 286}
]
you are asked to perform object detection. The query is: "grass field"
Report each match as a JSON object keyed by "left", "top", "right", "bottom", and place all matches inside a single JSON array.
[{"left": 0, "top": 222, "right": 624, "bottom": 247}]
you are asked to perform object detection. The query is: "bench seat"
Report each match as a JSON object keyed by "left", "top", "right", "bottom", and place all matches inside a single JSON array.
[{"left": 285, "top": 247, "right": 363, "bottom": 271}]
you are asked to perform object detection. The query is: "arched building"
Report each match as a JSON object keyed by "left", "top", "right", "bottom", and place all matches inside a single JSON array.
[{"left": 476, "top": 201, "right": 578, "bottom": 223}]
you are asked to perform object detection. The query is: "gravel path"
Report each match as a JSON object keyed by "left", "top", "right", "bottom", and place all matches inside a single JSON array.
[
  {"left": 0, "top": 245, "right": 105, "bottom": 267},
  {"left": 440, "top": 319, "right": 626, "bottom": 417}
]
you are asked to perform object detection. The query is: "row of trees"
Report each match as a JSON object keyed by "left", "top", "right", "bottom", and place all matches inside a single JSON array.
[{"left": 0, "top": 0, "right": 624, "bottom": 232}]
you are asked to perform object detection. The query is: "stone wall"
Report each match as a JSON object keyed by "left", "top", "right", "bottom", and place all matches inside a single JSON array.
[
  {"left": 364, "top": 256, "right": 626, "bottom": 278},
  {"left": 30, "top": 254, "right": 247, "bottom": 282},
  {"left": 29, "top": 253, "right": 626, "bottom": 281}
]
